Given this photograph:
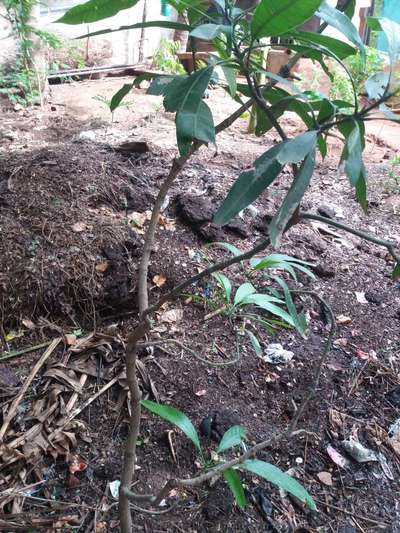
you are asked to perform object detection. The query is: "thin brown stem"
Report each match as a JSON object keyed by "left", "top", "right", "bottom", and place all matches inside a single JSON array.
[
  {"left": 300, "top": 212, "right": 400, "bottom": 263},
  {"left": 119, "top": 320, "right": 150, "bottom": 532}
]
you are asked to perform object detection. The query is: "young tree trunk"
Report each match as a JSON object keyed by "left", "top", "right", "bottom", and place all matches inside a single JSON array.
[
  {"left": 28, "top": 3, "right": 48, "bottom": 104},
  {"left": 138, "top": 0, "right": 147, "bottom": 63}
]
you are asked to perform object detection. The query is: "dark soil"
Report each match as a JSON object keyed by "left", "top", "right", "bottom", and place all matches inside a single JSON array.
[{"left": 0, "top": 78, "right": 400, "bottom": 533}]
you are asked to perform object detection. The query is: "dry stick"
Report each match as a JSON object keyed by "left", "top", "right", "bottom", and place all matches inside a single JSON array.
[
  {"left": 300, "top": 212, "right": 400, "bottom": 263},
  {"left": 0, "top": 337, "right": 61, "bottom": 441},
  {"left": 312, "top": 498, "right": 390, "bottom": 527}
]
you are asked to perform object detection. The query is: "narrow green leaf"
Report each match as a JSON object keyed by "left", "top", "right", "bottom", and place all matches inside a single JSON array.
[
  {"left": 141, "top": 400, "right": 201, "bottom": 452},
  {"left": 176, "top": 100, "right": 215, "bottom": 155},
  {"left": 58, "top": 0, "right": 140, "bottom": 24},
  {"left": 269, "top": 151, "right": 316, "bottom": 246},
  {"left": 190, "top": 23, "right": 231, "bottom": 40},
  {"left": 221, "top": 65, "right": 237, "bottom": 97},
  {"left": 274, "top": 276, "right": 307, "bottom": 336},
  {"left": 164, "top": 67, "right": 214, "bottom": 113},
  {"left": 212, "top": 272, "right": 232, "bottom": 303},
  {"left": 379, "top": 103, "right": 400, "bottom": 123},
  {"left": 240, "top": 295, "right": 296, "bottom": 327},
  {"left": 317, "top": 2, "right": 365, "bottom": 58},
  {"left": 292, "top": 31, "right": 357, "bottom": 59},
  {"left": 234, "top": 283, "right": 256, "bottom": 306},
  {"left": 367, "top": 18, "right": 400, "bottom": 70},
  {"left": 147, "top": 75, "right": 177, "bottom": 96},
  {"left": 355, "top": 172, "right": 368, "bottom": 212},
  {"left": 252, "top": 0, "right": 323, "bottom": 39},
  {"left": 240, "top": 459, "right": 316, "bottom": 511},
  {"left": 223, "top": 468, "right": 246, "bottom": 510},
  {"left": 276, "top": 131, "right": 317, "bottom": 165},
  {"left": 217, "top": 425, "right": 247, "bottom": 453},
  {"left": 214, "top": 144, "right": 283, "bottom": 225},
  {"left": 77, "top": 20, "right": 192, "bottom": 39},
  {"left": 163, "top": 67, "right": 215, "bottom": 154},
  {"left": 344, "top": 0, "right": 356, "bottom": 19},
  {"left": 110, "top": 83, "right": 133, "bottom": 112},
  {"left": 246, "top": 330, "right": 263, "bottom": 357},
  {"left": 392, "top": 263, "right": 400, "bottom": 280},
  {"left": 365, "top": 72, "right": 390, "bottom": 99}
]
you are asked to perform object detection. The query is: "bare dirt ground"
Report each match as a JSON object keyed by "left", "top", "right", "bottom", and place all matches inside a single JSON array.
[{"left": 0, "top": 77, "right": 400, "bottom": 532}]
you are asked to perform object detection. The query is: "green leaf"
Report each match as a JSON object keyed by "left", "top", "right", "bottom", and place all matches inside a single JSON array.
[
  {"left": 141, "top": 400, "right": 201, "bottom": 452},
  {"left": 344, "top": 0, "right": 356, "bottom": 19},
  {"left": 217, "top": 425, "right": 247, "bottom": 453},
  {"left": 269, "top": 151, "right": 316, "bottom": 246},
  {"left": 76, "top": 20, "right": 192, "bottom": 39},
  {"left": 318, "top": 135, "right": 328, "bottom": 158},
  {"left": 317, "top": 2, "right": 365, "bottom": 58},
  {"left": 163, "top": 67, "right": 215, "bottom": 154},
  {"left": 246, "top": 330, "right": 263, "bottom": 357},
  {"left": 355, "top": 172, "right": 368, "bottom": 212},
  {"left": 221, "top": 65, "right": 237, "bottom": 97},
  {"left": 58, "top": 0, "right": 140, "bottom": 24},
  {"left": 214, "top": 144, "right": 283, "bottom": 225},
  {"left": 240, "top": 459, "right": 316, "bottom": 511},
  {"left": 251, "top": 0, "right": 323, "bottom": 39},
  {"left": 164, "top": 67, "right": 214, "bottom": 113},
  {"left": 240, "top": 295, "right": 296, "bottom": 326},
  {"left": 367, "top": 18, "right": 400, "bottom": 70},
  {"left": 276, "top": 131, "right": 318, "bottom": 165},
  {"left": 110, "top": 83, "right": 132, "bottom": 112},
  {"left": 392, "top": 263, "right": 400, "bottom": 280},
  {"left": 234, "top": 283, "right": 256, "bottom": 306},
  {"left": 291, "top": 31, "right": 357, "bottom": 59},
  {"left": 379, "top": 103, "right": 400, "bottom": 123},
  {"left": 274, "top": 276, "right": 307, "bottom": 336},
  {"left": 223, "top": 468, "right": 246, "bottom": 510},
  {"left": 176, "top": 100, "right": 215, "bottom": 155},
  {"left": 341, "top": 121, "right": 364, "bottom": 186},
  {"left": 147, "top": 75, "right": 177, "bottom": 96},
  {"left": 190, "top": 23, "right": 231, "bottom": 40},
  {"left": 212, "top": 272, "right": 232, "bottom": 302},
  {"left": 365, "top": 72, "right": 390, "bottom": 99}
]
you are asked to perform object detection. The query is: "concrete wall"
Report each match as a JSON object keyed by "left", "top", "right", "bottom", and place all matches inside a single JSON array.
[
  {"left": 41, "top": 0, "right": 176, "bottom": 65},
  {"left": 0, "top": 6, "right": 18, "bottom": 68}
]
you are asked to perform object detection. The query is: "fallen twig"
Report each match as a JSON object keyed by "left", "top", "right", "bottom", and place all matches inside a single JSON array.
[
  {"left": 0, "top": 340, "right": 53, "bottom": 361},
  {"left": 313, "top": 498, "right": 390, "bottom": 527}
]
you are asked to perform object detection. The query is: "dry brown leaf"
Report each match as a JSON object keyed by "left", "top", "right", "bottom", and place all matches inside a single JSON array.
[
  {"left": 159, "top": 215, "right": 176, "bottom": 231},
  {"left": 68, "top": 455, "right": 87, "bottom": 474},
  {"left": 153, "top": 274, "right": 167, "bottom": 287},
  {"left": 160, "top": 309, "right": 183, "bottom": 324},
  {"left": 71, "top": 222, "right": 86, "bottom": 233},
  {"left": 336, "top": 315, "right": 352, "bottom": 325},
  {"left": 95, "top": 522, "right": 108, "bottom": 533},
  {"left": 95, "top": 261, "right": 109, "bottom": 274},
  {"left": 22, "top": 318, "right": 35, "bottom": 330},
  {"left": 317, "top": 471, "right": 333, "bottom": 486},
  {"left": 65, "top": 334, "right": 77, "bottom": 346},
  {"left": 128, "top": 211, "right": 149, "bottom": 228}
]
